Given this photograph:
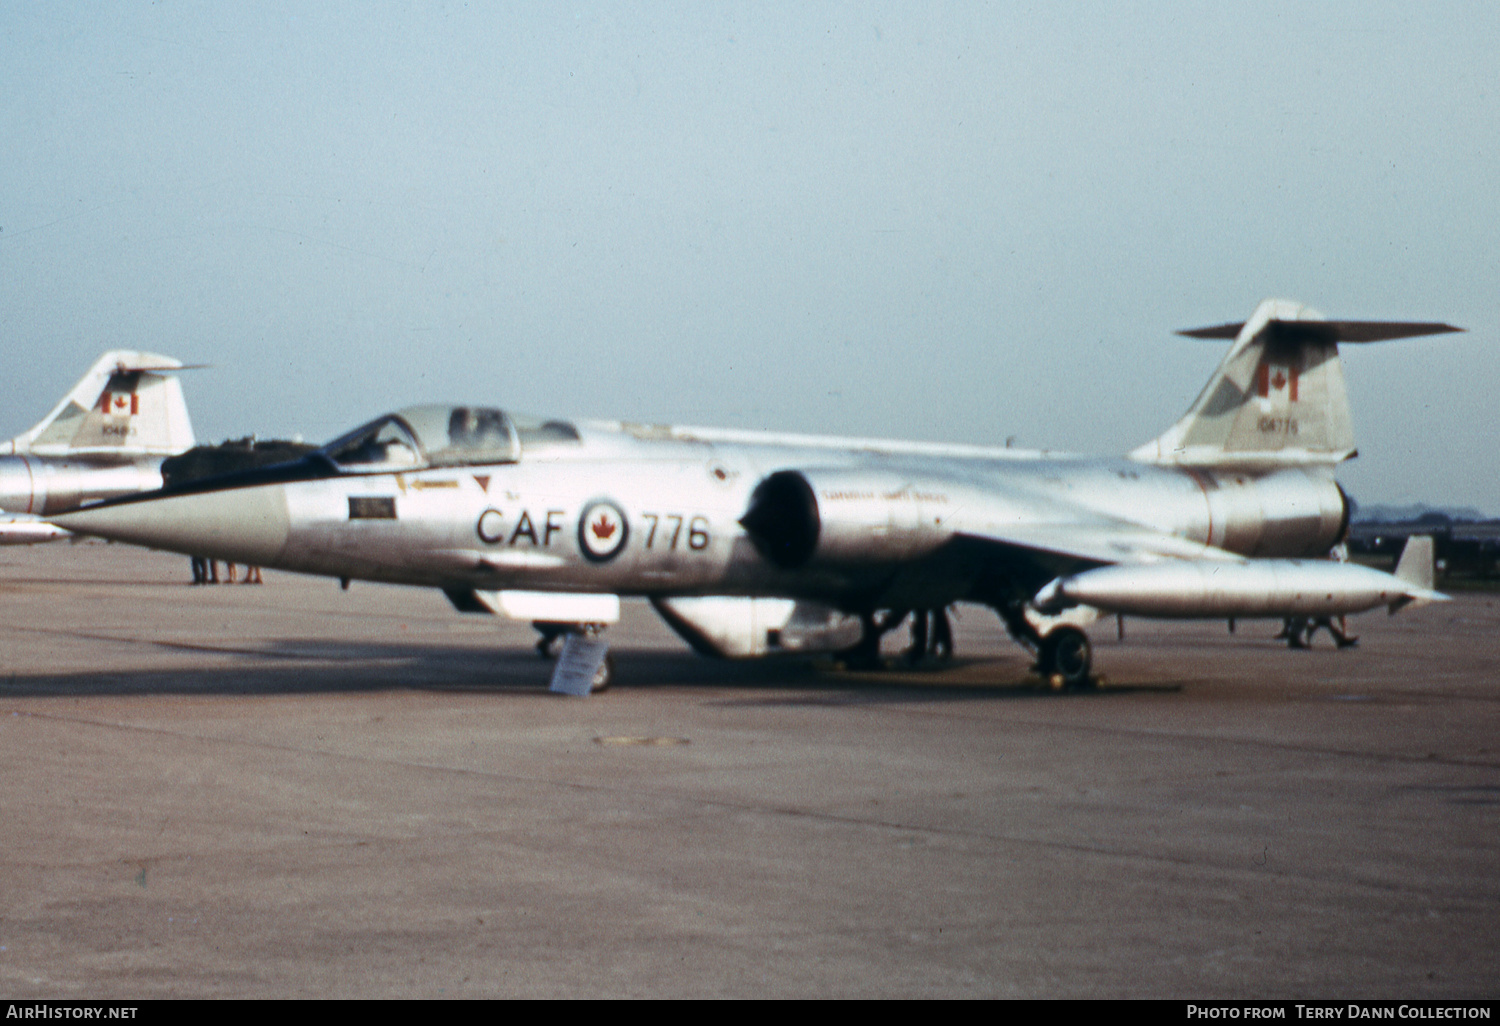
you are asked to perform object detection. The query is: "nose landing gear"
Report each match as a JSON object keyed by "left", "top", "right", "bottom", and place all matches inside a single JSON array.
[{"left": 536, "top": 622, "right": 615, "bottom": 695}]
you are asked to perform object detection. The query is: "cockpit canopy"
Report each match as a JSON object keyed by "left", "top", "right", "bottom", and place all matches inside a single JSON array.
[{"left": 320, "top": 405, "right": 580, "bottom": 471}]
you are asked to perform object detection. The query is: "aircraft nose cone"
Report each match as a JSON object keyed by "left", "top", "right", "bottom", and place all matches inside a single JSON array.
[{"left": 53, "top": 484, "right": 291, "bottom": 565}]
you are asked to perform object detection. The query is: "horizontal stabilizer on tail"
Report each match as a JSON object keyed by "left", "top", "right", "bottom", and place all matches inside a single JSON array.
[{"left": 1178, "top": 321, "right": 1463, "bottom": 343}]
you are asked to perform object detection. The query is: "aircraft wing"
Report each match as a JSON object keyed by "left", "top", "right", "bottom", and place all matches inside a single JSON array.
[
  {"left": 941, "top": 520, "right": 1246, "bottom": 602},
  {"left": 957, "top": 522, "right": 1245, "bottom": 570}
]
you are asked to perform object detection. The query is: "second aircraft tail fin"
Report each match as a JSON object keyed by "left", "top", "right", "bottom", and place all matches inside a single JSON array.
[
  {"left": 3, "top": 351, "right": 196, "bottom": 458},
  {"left": 1131, "top": 300, "right": 1461, "bottom": 469}
]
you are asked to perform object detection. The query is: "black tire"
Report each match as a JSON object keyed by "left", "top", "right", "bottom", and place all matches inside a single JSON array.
[
  {"left": 1042, "top": 626, "right": 1093, "bottom": 691},
  {"left": 590, "top": 653, "right": 616, "bottom": 693}
]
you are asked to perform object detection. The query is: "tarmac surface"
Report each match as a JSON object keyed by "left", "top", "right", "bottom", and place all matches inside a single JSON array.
[{"left": 0, "top": 542, "right": 1495, "bottom": 999}]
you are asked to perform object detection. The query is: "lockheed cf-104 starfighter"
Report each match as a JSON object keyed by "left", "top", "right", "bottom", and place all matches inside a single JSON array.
[{"left": 53, "top": 300, "right": 1459, "bottom": 692}]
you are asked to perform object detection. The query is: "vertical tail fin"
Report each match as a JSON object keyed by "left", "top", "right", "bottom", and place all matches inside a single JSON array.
[
  {"left": 3, "top": 351, "right": 196, "bottom": 457},
  {"left": 1393, "top": 534, "right": 1437, "bottom": 593},
  {"left": 1389, "top": 534, "right": 1448, "bottom": 610},
  {"left": 1131, "top": 300, "right": 1461, "bottom": 468}
]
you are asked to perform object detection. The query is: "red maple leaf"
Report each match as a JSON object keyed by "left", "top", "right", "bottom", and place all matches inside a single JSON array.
[
  {"left": 591, "top": 514, "right": 616, "bottom": 540},
  {"left": 1271, "top": 370, "right": 1287, "bottom": 391}
]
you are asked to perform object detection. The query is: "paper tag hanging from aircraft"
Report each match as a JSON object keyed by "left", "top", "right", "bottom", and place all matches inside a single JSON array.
[{"left": 549, "top": 633, "right": 611, "bottom": 696}]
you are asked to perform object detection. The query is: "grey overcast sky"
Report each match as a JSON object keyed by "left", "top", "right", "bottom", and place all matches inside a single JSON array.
[{"left": 2, "top": 3, "right": 1496, "bottom": 510}]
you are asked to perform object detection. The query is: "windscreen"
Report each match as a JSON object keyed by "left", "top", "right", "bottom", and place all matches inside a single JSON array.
[
  {"left": 394, "top": 405, "right": 520, "bottom": 466},
  {"left": 321, "top": 415, "right": 424, "bottom": 471},
  {"left": 321, "top": 405, "right": 544, "bottom": 471}
]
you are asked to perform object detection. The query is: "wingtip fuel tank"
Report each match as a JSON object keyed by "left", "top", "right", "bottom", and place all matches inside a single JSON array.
[{"left": 1034, "top": 553, "right": 1447, "bottom": 620}]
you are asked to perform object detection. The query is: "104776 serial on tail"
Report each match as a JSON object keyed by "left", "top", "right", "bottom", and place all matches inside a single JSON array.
[{"left": 54, "top": 300, "right": 1461, "bottom": 693}]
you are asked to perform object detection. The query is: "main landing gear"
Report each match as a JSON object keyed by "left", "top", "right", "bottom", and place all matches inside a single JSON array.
[
  {"left": 585, "top": 650, "right": 616, "bottom": 693},
  {"left": 837, "top": 607, "right": 958, "bottom": 670},
  {"left": 997, "top": 602, "right": 1097, "bottom": 692},
  {"left": 1037, "top": 625, "right": 1094, "bottom": 691},
  {"left": 838, "top": 609, "right": 913, "bottom": 670},
  {"left": 836, "top": 602, "right": 1097, "bottom": 692}
]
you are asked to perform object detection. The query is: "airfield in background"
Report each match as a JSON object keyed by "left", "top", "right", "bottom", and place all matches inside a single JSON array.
[{"left": 0, "top": 542, "right": 1494, "bottom": 998}]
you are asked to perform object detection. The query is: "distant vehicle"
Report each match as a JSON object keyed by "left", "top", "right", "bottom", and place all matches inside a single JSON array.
[
  {"left": 55, "top": 300, "right": 1457, "bottom": 692},
  {"left": 0, "top": 351, "right": 195, "bottom": 544}
]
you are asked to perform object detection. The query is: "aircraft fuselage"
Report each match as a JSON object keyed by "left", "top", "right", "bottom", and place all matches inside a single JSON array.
[
  {"left": 55, "top": 423, "right": 1349, "bottom": 614},
  {"left": 45, "top": 302, "right": 1459, "bottom": 687}
]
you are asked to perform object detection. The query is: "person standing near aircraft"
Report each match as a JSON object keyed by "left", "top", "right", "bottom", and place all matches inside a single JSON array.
[
  {"left": 904, "top": 607, "right": 955, "bottom": 664},
  {"left": 906, "top": 608, "right": 929, "bottom": 664},
  {"left": 1274, "top": 542, "right": 1361, "bottom": 648},
  {"left": 930, "top": 606, "right": 954, "bottom": 661}
]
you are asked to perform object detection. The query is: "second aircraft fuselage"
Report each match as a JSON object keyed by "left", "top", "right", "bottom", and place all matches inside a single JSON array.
[{"left": 0, "top": 454, "right": 165, "bottom": 516}]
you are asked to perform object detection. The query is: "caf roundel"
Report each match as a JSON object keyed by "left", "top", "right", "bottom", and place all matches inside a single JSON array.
[{"left": 53, "top": 300, "right": 1461, "bottom": 692}]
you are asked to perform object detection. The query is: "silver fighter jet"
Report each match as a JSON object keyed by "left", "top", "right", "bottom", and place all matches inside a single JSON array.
[
  {"left": 53, "top": 300, "right": 1458, "bottom": 691},
  {"left": 1, "top": 351, "right": 195, "bottom": 544}
]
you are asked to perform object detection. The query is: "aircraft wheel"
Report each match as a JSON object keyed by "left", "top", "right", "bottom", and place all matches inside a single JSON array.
[
  {"left": 1042, "top": 626, "right": 1093, "bottom": 691},
  {"left": 590, "top": 654, "right": 616, "bottom": 693}
]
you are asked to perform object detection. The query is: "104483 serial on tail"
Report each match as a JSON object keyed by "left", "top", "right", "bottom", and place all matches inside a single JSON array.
[{"left": 54, "top": 300, "right": 1461, "bottom": 693}]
